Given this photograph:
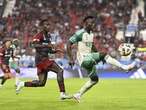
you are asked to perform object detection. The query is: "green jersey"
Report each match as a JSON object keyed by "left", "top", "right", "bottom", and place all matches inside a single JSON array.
[
  {"left": 69, "top": 29, "right": 94, "bottom": 65},
  {"left": 9, "top": 44, "right": 20, "bottom": 69}
]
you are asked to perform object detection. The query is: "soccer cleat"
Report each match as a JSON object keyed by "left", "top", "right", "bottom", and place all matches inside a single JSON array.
[
  {"left": 16, "top": 81, "right": 24, "bottom": 94},
  {"left": 60, "top": 93, "right": 73, "bottom": 100},
  {"left": 73, "top": 93, "right": 81, "bottom": 103}
]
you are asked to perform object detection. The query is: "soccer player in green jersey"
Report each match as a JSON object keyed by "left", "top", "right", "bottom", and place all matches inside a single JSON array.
[
  {"left": 67, "top": 16, "right": 136, "bottom": 102},
  {"left": 9, "top": 39, "right": 21, "bottom": 86}
]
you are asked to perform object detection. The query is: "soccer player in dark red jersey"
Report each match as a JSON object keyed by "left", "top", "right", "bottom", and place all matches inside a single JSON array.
[
  {"left": 16, "top": 19, "right": 71, "bottom": 100},
  {"left": 0, "top": 40, "right": 14, "bottom": 87}
]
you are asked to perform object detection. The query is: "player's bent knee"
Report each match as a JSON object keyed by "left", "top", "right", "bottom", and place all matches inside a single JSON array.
[
  {"left": 90, "top": 75, "right": 99, "bottom": 83},
  {"left": 4, "top": 73, "right": 11, "bottom": 79}
]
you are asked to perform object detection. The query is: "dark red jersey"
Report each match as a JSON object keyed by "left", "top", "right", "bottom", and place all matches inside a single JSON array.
[
  {"left": 0, "top": 46, "right": 13, "bottom": 65},
  {"left": 0, "top": 46, "right": 5, "bottom": 64},
  {"left": 32, "top": 32, "right": 53, "bottom": 65}
]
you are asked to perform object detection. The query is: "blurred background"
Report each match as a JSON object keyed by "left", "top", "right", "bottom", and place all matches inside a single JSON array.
[{"left": 0, "top": 0, "right": 146, "bottom": 78}]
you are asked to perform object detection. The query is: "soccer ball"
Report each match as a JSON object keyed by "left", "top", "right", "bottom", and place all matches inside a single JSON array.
[{"left": 118, "top": 43, "right": 135, "bottom": 56}]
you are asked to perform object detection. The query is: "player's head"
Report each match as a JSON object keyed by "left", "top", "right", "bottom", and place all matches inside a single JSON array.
[
  {"left": 3, "top": 40, "right": 12, "bottom": 49},
  {"left": 83, "top": 16, "right": 96, "bottom": 32},
  {"left": 40, "top": 18, "right": 50, "bottom": 32},
  {"left": 12, "top": 39, "right": 20, "bottom": 47}
]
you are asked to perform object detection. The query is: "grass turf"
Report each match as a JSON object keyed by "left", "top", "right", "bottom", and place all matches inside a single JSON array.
[{"left": 0, "top": 78, "right": 146, "bottom": 110}]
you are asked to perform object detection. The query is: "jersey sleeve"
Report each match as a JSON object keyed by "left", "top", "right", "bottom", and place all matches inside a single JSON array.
[
  {"left": 32, "top": 32, "right": 43, "bottom": 42},
  {"left": 69, "top": 29, "right": 84, "bottom": 44}
]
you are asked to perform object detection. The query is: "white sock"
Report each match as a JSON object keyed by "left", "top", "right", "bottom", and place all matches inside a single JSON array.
[
  {"left": 105, "top": 55, "right": 129, "bottom": 70},
  {"left": 19, "top": 81, "right": 25, "bottom": 87},
  {"left": 60, "top": 92, "right": 65, "bottom": 96},
  {"left": 15, "top": 73, "right": 20, "bottom": 85},
  {"left": 79, "top": 80, "right": 97, "bottom": 96}
]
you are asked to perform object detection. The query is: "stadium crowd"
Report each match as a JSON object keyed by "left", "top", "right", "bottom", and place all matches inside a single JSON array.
[{"left": 0, "top": 0, "right": 146, "bottom": 67}]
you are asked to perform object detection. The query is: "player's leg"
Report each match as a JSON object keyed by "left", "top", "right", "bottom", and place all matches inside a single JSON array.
[
  {"left": 16, "top": 72, "right": 47, "bottom": 94},
  {"left": 104, "top": 54, "right": 136, "bottom": 71},
  {"left": 16, "top": 58, "right": 50, "bottom": 94},
  {"left": 16, "top": 71, "right": 48, "bottom": 94},
  {"left": 15, "top": 68, "right": 20, "bottom": 86},
  {"left": 24, "top": 71, "right": 48, "bottom": 87},
  {"left": 78, "top": 69, "right": 98, "bottom": 96},
  {"left": 73, "top": 55, "right": 99, "bottom": 102},
  {"left": 10, "top": 61, "right": 21, "bottom": 86},
  {"left": 91, "top": 52, "right": 136, "bottom": 71},
  {"left": 49, "top": 62, "right": 65, "bottom": 92},
  {"left": 0, "top": 76, "right": 6, "bottom": 85},
  {"left": 49, "top": 62, "right": 71, "bottom": 99},
  {"left": 0, "top": 64, "right": 11, "bottom": 86},
  {"left": 0, "top": 72, "right": 13, "bottom": 87}
]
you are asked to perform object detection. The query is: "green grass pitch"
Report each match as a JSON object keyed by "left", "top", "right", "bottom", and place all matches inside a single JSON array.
[{"left": 0, "top": 78, "right": 146, "bottom": 110}]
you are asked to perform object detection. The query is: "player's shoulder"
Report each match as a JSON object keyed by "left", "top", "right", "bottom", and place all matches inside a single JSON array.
[
  {"left": 33, "top": 32, "right": 43, "bottom": 41},
  {"left": 75, "top": 28, "right": 85, "bottom": 35},
  {"left": 33, "top": 32, "right": 43, "bottom": 38}
]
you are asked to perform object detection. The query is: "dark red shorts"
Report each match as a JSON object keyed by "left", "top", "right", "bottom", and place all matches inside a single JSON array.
[{"left": 36, "top": 58, "right": 54, "bottom": 74}]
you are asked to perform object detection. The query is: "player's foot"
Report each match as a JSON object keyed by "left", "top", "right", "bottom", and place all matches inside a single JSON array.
[
  {"left": 16, "top": 81, "right": 24, "bottom": 94},
  {"left": 73, "top": 93, "right": 81, "bottom": 103},
  {"left": 60, "top": 93, "right": 72, "bottom": 100}
]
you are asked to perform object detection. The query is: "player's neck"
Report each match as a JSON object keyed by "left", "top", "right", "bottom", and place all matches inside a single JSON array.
[{"left": 85, "top": 28, "right": 91, "bottom": 34}]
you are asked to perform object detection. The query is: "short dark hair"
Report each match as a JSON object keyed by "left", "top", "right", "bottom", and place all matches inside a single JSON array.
[
  {"left": 39, "top": 18, "right": 48, "bottom": 26},
  {"left": 83, "top": 16, "right": 95, "bottom": 23}
]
